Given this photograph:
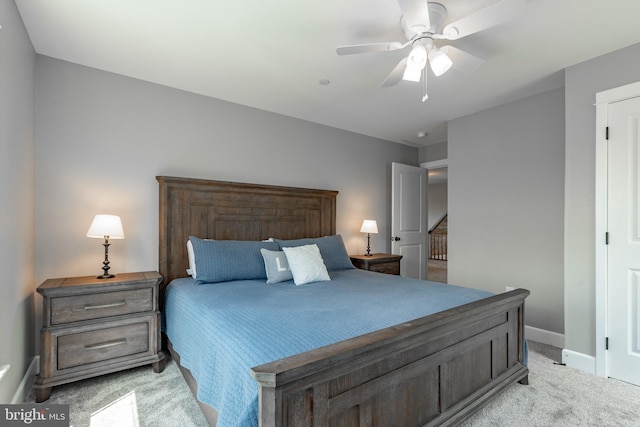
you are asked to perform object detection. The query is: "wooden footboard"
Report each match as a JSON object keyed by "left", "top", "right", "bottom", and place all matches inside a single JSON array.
[{"left": 252, "top": 288, "right": 529, "bottom": 427}]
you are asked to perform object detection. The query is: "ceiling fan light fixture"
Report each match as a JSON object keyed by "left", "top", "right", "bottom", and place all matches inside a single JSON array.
[
  {"left": 428, "top": 48, "right": 453, "bottom": 77},
  {"left": 408, "top": 44, "right": 427, "bottom": 67},
  {"left": 336, "top": 0, "right": 522, "bottom": 100},
  {"left": 402, "top": 65, "right": 422, "bottom": 82},
  {"left": 402, "top": 44, "right": 427, "bottom": 82}
]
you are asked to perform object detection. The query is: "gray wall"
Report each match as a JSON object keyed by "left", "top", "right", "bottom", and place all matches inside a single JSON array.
[
  {"left": 422, "top": 141, "right": 448, "bottom": 232},
  {"left": 427, "top": 182, "right": 447, "bottom": 230},
  {"left": 34, "top": 56, "right": 417, "bottom": 285},
  {"left": 419, "top": 141, "right": 447, "bottom": 163},
  {"left": 564, "top": 42, "right": 640, "bottom": 356},
  {"left": 448, "top": 88, "right": 565, "bottom": 334},
  {"left": 0, "top": 2, "right": 36, "bottom": 403}
]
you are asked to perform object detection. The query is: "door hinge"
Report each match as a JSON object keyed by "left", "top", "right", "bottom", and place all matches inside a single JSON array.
[
  {"left": 605, "top": 232, "right": 609, "bottom": 244},
  {"left": 606, "top": 337, "right": 609, "bottom": 350},
  {"left": 606, "top": 126, "right": 609, "bottom": 140}
]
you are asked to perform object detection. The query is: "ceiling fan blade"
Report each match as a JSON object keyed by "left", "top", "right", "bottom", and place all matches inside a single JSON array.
[
  {"left": 398, "top": 0, "right": 431, "bottom": 34},
  {"left": 441, "top": 0, "right": 526, "bottom": 40},
  {"left": 336, "top": 42, "right": 403, "bottom": 55},
  {"left": 381, "top": 57, "right": 408, "bottom": 87},
  {"left": 439, "top": 46, "right": 484, "bottom": 73}
]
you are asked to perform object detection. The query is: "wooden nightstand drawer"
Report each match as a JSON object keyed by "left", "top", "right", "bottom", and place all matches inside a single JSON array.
[
  {"left": 50, "top": 288, "right": 153, "bottom": 325},
  {"left": 57, "top": 321, "right": 150, "bottom": 369},
  {"left": 350, "top": 253, "right": 403, "bottom": 276},
  {"left": 369, "top": 261, "right": 400, "bottom": 275}
]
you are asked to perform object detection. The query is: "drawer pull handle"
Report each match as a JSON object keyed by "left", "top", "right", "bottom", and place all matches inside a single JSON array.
[
  {"left": 84, "top": 301, "right": 126, "bottom": 310},
  {"left": 85, "top": 339, "right": 127, "bottom": 350}
]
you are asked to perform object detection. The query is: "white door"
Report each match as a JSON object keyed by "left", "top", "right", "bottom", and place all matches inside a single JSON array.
[
  {"left": 607, "top": 95, "right": 640, "bottom": 386},
  {"left": 391, "top": 162, "right": 427, "bottom": 279}
]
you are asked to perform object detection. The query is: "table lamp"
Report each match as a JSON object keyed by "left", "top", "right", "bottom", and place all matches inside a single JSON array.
[
  {"left": 360, "top": 220, "right": 378, "bottom": 256},
  {"left": 87, "top": 214, "right": 125, "bottom": 279}
]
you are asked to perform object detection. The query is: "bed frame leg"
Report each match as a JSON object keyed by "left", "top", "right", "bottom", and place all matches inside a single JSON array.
[{"left": 518, "top": 375, "right": 529, "bottom": 385}]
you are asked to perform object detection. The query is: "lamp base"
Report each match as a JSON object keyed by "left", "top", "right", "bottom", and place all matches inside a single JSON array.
[
  {"left": 364, "top": 233, "right": 373, "bottom": 256},
  {"left": 97, "top": 239, "right": 115, "bottom": 279}
]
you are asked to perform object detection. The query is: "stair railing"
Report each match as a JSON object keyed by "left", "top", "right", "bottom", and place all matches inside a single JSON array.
[{"left": 428, "top": 214, "right": 447, "bottom": 261}]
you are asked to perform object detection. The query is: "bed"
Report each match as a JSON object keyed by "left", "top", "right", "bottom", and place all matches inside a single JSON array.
[{"left": 157, "top": 175, "right": 529, "bottom": 427}]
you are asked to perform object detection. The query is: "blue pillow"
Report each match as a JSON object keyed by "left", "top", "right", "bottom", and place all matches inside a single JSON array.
[
  {"left": 189, "top": 236, "right": 279, "bottom": 284},
  {"left": 274, "top": 235, "right": 355, "bottom": 271}
]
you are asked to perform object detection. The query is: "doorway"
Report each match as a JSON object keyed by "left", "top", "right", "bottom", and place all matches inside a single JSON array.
[{"left": 423, "top": 160, "right": 448, "bottom": 283}]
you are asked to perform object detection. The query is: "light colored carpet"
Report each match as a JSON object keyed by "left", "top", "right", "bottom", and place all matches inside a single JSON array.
[
  {"left": 461, "top": 341, "right": 640, "bottom": 426},
  {"left": 427, "top": 259, "right": 447, "bottom": 283},
  {"left": 26, "top": 358, "right": 208, "bottom": 427},
  {"left": 26, "top": 341, "right": 640, "bottom": 426}
]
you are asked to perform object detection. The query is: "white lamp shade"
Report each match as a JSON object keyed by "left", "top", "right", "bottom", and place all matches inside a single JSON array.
[
  {"left": 402, "top": 44, "right": 428, "bottom": 82},
  {"left": 428, "top": 49, "right": 453, "bottom": 77},
  {"left": 360, "top": 220, "right": 378, "bottom": 234},
  {"left": 408, "top": 44, "right": 427, "bottom": 67},
  {"left": 402, "top": 64, "right": 422, "bottom": 82},
  {"left": 87, "top": 214, "right": 125, "bottom": 239}
]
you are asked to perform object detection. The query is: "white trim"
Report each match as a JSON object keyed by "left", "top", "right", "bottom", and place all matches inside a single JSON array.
[
  {"left": 420, "top": 159, "right": 448, "bottom": 169},
  {"left": 595, "top": 81, "right": 640, "bottom": 105},
  {"left": 562, "top": 349, "right": 596, "bottom": 375},
  {"left": 595, "top": 81, "right": 640, "bottom": 379},
  {"left": 11, "top": 356, "right": 38, "bottom": 404},
  {"left": 525, "top": 326, "right": 564, "bottom": 348},
  {"left": 595, "top": 97, "right": 609, "bottom": 378}
]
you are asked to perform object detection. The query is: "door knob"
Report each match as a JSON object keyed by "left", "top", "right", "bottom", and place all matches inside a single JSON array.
[{"left": 391, "top": 236, "right": 401, "bottom": 241}]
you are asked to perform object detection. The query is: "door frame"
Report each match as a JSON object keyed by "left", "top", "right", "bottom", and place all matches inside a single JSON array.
[
  {"left": 420, "top": 159, "right": 448, "bottom": 170},
  {"left": 595, "top": 80, "right": 640, "bottom": 377}
]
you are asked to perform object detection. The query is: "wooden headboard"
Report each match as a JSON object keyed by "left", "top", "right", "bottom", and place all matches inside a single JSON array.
[{"left": 157, "top": 176, "right": 338, "bottom": 286}]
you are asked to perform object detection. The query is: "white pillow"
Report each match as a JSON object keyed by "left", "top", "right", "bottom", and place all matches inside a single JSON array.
[
  {"left": 282, "top": 244, "right": 331, "bottom": 285},
  {"left": 187, "top": 239, "right": 196, "bottom": 278}
]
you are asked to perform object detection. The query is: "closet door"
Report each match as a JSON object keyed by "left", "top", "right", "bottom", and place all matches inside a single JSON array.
[{"left": 606, "top": 95, "right": 640, "bottom": 386}]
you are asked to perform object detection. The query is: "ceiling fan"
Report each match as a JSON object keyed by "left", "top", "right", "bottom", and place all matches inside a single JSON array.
[{"left": 336, "top": 0, "right": 526, "bottom": 102}]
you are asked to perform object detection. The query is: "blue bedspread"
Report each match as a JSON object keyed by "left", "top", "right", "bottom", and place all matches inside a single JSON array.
[{"left": 163, "top": 269, "right": 493, "bottom": 427}]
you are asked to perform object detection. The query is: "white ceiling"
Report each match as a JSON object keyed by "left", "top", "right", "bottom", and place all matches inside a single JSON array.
[{"left": 14, "top": 0, "right": 640, "bottom": 146}]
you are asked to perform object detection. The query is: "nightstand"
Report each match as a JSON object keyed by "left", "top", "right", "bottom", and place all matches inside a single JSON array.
[
  {"left": 34, "top": 271, "right": 166, "bottom": 402},
  {"left": 350, "top": 253, "right": 403, "bottom": 275}
]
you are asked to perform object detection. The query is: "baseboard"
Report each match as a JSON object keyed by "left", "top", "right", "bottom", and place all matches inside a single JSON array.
[
  {"left": 11, "top": 356, "right": 38, "bottom": 404},
  {"left": 523, "top": 326, "right": 599, "bottom": 376},
  {"left": 561, "top": 349, "right": 596, "bottom": 375},
  {"left": 525, "top": 325, "right": 564, "bottom": 348}
]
